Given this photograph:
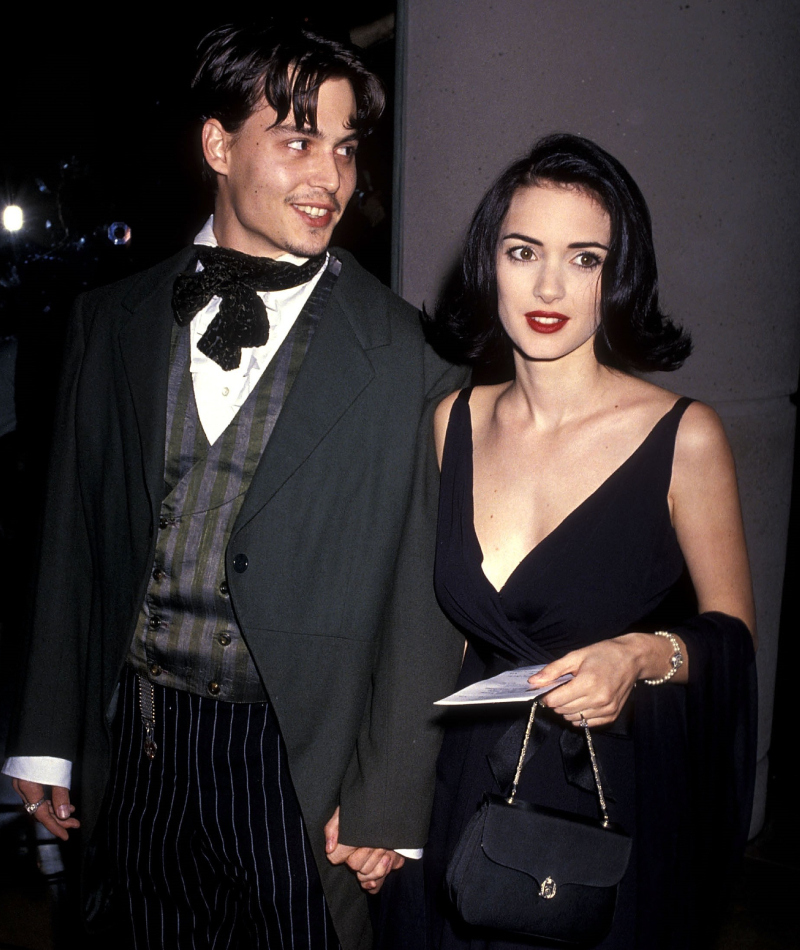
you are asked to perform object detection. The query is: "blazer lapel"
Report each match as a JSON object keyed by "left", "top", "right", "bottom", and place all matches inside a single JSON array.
[
  {"left": 117, "top": 250, "right": 194, "bottom": 519},
  {"left": 234, "top": 288, "right": 375, "bottom": 530}
]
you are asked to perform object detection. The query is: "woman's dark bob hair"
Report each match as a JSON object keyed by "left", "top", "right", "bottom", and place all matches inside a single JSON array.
[{"left": 427, "top": 133, "right": 691, "bottom": 373}]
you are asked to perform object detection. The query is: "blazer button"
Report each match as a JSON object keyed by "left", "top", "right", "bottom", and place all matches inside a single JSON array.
[
  {"left": 232, "top": 554, "right": 248, "bottom": 574},
  {"left": 207, "top": 681, "right": 220, "bottom": 696}
]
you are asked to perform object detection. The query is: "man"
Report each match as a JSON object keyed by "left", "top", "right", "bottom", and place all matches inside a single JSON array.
[{"left": 3, "top": 22, "right": 465, "bottom": 950}]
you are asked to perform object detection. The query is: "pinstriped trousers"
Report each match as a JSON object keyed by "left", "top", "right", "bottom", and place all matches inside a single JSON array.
[{"left": 103, "top": 667, "right": 340, "bottom": 949}]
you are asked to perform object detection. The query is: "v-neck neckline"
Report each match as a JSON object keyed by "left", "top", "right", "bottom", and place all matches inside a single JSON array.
[{"left": 466, "top": 396, "right": 687, "bottom": 595}]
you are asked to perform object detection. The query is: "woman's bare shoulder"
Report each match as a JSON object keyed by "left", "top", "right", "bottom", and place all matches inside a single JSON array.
[
  {"left": 433, "top": 389, "right": 466, "bottom": 467},
  {"left": 434, "top": 382, "right": 510, "bottom": 426},
  {"left": 433, "top": 383, "right": 511, "bottom": 465},
  {"left": 612, "top": 379, "right": 729, "bottom": 459},
  {"left": 433, "top": 389, "right": 462, "bottom": 433},
  {"left": 673, "top": 400, "right": 732, "bottom": 471},
  {"left": 608, "top": 373, "right": 682, "bottom": 416}
]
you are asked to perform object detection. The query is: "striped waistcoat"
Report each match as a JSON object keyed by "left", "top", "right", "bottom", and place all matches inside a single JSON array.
[{"left": 127, "top": 259, "right": 339, "bottom": 702}]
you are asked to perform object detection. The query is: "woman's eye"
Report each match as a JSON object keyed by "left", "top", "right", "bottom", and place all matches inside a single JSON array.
[
  {"left": 508, "top": 246, "right": 535, "bottom": 262},
  {"left": 574, "top": 251, "right": 602, "bottom": 269}
]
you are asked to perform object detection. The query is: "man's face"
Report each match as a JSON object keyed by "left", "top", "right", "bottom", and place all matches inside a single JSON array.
[{"left": 203, "top": 77, "right": 359, "bottom": 258}]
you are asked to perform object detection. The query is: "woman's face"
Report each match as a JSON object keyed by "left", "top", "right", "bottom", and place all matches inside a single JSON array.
[{"left": 495, "top": 183, "right": 611, "bottom": 363}]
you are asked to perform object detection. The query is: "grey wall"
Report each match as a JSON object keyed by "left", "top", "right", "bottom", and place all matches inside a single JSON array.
[{"left": 396, "top": 0, "right": 800, "bottom": 833}]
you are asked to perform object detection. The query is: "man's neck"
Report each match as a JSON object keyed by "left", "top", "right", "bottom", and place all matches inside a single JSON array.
[{"left": 194, "top": 215, "right": 310, "bottom": 266}]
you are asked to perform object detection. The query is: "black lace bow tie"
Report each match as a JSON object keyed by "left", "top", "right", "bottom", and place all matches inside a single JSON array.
[{"left": 172, "top": 245, "right": 326, "bottom": 371}]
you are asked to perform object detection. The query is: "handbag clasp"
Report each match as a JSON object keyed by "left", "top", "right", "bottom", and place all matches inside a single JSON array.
[{"left": 539, "top": 876, "right": 557, "bottom": 899}]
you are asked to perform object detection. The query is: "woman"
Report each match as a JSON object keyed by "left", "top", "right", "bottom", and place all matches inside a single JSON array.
[{"left": 423, "top": 134, "right": 757, "bottom": 949}]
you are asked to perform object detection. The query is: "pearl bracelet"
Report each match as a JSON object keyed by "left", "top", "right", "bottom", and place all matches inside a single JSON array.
[{"left": 643, "top": 630, "right": 684, "bottom": 685}]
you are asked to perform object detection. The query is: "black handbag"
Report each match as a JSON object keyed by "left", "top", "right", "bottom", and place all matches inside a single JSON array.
[{"left": 444, "top": 701, "right": 632, "bottom": 945}]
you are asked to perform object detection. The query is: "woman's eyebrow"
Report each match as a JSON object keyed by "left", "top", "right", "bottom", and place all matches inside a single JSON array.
[
  {"left": 501, "top": 232, "right": 542, "bottom": 245},
  {"left": 500, "top": 233, "right": 609, "bottom": 251},
  {"left": 568, "top": 241, "right": 609, "bottom": 250}
]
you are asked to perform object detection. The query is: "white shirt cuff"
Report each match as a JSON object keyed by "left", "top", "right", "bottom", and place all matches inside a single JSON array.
[
  {"left": 2, "top": 756, "right": 73, "bottom": 789},
  {"left": 394, "top": 848, "right": 423, "bottom": 860}
]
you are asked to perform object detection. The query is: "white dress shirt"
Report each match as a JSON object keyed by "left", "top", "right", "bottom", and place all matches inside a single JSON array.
[{"left": 190, "top": 216, "right": 328, "bottom": 444}]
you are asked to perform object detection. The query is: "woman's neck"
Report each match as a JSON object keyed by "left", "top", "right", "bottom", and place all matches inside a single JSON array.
[{"left": 501, "top": 342, "right": 618, "bottom": 428}]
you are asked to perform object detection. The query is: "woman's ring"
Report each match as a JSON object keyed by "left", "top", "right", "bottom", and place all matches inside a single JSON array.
[
  {"left": 578, "top": 714, "right": 589, "bottom": 728},
  {"left": 24, "top": 797, "right": 47, "bottom": 815}
]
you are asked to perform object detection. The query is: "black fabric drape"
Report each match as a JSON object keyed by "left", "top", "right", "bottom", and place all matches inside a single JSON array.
[{"left": 634, "top": 611, "right": 757, "bottom": 948}]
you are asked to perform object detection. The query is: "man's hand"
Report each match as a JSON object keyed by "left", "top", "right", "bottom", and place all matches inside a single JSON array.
[
  {"left": 12, "top": 779, "right": 80, "bottom": 841},
  {"left": 324, "top": 807, "right": 405, "bottom": 893}
]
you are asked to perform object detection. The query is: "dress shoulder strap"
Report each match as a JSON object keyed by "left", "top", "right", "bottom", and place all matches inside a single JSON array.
[
  {"left": 440, "top": 387, "right": 475, "bottom": 489},
  {"left": 641, "top": 396, "right": 695, "bottom": 499},
  {"left": 657, "top": 396, "right": 694, "bottom": 443}
]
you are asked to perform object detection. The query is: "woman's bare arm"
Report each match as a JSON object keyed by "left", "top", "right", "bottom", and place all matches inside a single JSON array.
[
  {"left": 531, "top": 401, "right": 755, "bottom": 726},
  {"left": 669, "top": 401, "right": 756, "bottom": 640}
]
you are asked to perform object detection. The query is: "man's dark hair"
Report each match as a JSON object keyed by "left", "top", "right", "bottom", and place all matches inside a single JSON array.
[
  {"left": 427, "top": 133, "right": 691, "bottom": 373},
  {"left": 192, "top": 22, "right": 385, "bottom": 139}
]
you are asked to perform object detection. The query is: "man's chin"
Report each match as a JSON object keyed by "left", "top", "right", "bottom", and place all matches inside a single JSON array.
[{"left": 283, "top": 233, "right": 334, "bottom": 259}]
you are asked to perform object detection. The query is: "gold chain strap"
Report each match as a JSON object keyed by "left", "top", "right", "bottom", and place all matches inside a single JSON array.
[
  {"left": 506, "top": 700, "right": 611, "bottom": 827},
  {"left": 582, "top": 720, "right": 610, "bottom": 826},
  {"left": 506, "top": 700, "right": 539, "bottom": 804}
]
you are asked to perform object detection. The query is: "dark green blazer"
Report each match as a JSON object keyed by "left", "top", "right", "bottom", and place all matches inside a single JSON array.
[{"left": 9, "top": 247, "right": 466, "bottom": 949}]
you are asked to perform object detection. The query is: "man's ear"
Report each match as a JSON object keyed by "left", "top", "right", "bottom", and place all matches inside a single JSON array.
[{"left": 202, "top": 119, "right": 231, "bottom": 177}]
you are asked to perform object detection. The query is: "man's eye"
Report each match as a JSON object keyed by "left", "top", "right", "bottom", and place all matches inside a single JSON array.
[
  {"left": 287, "top": 140, "right": 309, "bottom": 151},
  {"left": 336, "top": 144, "right": 358, "bottom": 158}
]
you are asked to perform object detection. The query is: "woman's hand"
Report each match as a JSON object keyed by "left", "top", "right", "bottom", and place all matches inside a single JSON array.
[
  {"left": 324, "top": 806, "right": 405, "bottom": 893},
  {"left": 528, "top": 632, "right": 684, "bottom": 728}
]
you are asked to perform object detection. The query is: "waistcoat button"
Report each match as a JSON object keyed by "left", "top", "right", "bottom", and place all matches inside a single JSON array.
[
  {"left": 218, "top": 632, "right": 232, "bottom": 646},
  {"left": 149, "top": 616, "right": 161, "bottom": 629},
  {"left": 207, "top": 681, "right": 220, "bottom": 696},
  {"left": 233, "top": 554, "right": 248, "bottom": 573},
  {"left": 219, "top": 581, "right": 229, "bottom": 596},
  {"left": 152, "top": 568, "right": 165, "bottom": 582},
  {"left": 150, "top": 664, "right": 162, "bottom": 677}
]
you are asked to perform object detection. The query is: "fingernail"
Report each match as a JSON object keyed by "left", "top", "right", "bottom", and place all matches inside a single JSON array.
[
  {"left": 57, "top": 805, "right": 70, "bottom": 820},
  {"left": 325, "top": 837, "right": 334, "bottom": 853}
]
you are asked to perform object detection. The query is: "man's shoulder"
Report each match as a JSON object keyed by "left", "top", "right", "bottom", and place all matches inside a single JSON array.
[
  {"left": 330, "top": 248, "right": 422, "bottom": 343},
  {"left": 331, "top": 249, "right": 467, "bottom": 393},
  {"left": 79, "top": 247, "right": 196, "bottom": 314}
]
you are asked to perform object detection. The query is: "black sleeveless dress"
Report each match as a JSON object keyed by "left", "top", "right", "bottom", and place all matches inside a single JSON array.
[{"left": 425, "top": 389, "right": 695, "bottom": 950}]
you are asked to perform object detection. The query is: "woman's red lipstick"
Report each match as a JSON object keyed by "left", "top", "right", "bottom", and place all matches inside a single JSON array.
[{"left": 525, "top": 311, "right": 569, "bottom": 333}]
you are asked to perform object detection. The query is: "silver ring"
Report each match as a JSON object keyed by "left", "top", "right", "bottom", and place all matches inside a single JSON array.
[
  {"left": 24, "top": 797, "right": 47, "bottom": 815},
  {"left": 578, "top": 714, "right": 589, "bottom": 728}
]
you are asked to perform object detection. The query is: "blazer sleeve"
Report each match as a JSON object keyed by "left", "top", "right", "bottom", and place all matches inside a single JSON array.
[
  {"left": 336, "top": 353, "right": 468, "bottom": 847},
  {"left": 7, "top": 295, "right": 94, "bottom": 761}
]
